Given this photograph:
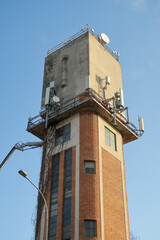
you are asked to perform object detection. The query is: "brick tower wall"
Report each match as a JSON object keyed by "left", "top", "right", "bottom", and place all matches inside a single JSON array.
[
  {"left": 79, "top": 111, "right": 101, "bottom": 240},
  {"left": 35, "top": 111, "right": 130, "bottom": 240}
]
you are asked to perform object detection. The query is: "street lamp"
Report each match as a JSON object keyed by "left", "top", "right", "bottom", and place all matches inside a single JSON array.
[{"left": 18, "top": 170, "right": 49, "bottom": 240}]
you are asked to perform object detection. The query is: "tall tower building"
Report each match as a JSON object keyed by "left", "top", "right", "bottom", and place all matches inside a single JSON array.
[{"left": 27, "top": 27, "right": 143, "bottom": 240}]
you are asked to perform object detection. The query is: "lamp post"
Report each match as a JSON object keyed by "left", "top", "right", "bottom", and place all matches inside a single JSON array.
[{"left": 18, "top": 170, "right": 49, "bottom": 240}]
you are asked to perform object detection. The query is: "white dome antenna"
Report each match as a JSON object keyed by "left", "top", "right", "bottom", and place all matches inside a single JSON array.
[
  {"left": 53, "top": 96, "right": 60, "bottom": 103},
  {"left": 100, "top": 33, "right": 110, "bottom": 45}
]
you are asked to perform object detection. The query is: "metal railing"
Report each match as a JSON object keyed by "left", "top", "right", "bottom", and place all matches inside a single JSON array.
[
  {"left": 27, "top": 90, "right": 91, "bottom": 129},
  {"left": 47, "top": 27, "right": 119, "bottom": 62},
  {"left": 27, "top": 89, "right": 139, "bottom": 137},
  {"left": 89, "top": 89, "right": 139, "bottom": 135},
  {"left": 28, "top": 114, "right": 44, "bottom": 129}
]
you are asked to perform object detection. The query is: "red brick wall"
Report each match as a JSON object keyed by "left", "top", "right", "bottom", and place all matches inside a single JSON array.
[
  {"left": 121, "top": 146, "right": 131, "bottom": 240},
  {"left": 79, "top": 111, "right": 101, "bottom": 240},
  {"left": 36, "top": 113, "right": 129, "bottom": 240},
  {"left": 102, "top": 147, "right": 126, "bottom": 240}
]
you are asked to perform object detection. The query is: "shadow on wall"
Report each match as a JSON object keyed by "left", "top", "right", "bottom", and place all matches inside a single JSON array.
[{"left": 96, "top": 75, "right": 103, "bottom": 97}]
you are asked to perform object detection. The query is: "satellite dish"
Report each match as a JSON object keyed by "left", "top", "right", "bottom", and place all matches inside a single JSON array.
[
  {"left": 53, "top": 96, "right": 60, "bottom": 103},
  {"left": 100, "top": 33, "right": 110, "bottom": 45}
]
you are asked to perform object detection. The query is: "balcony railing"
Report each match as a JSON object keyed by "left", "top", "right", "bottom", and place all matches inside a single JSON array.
[{"left": 27, "top": 89, "right": 139, "bottom": 137}]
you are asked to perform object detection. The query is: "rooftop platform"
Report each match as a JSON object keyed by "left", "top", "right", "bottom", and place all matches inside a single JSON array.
[{"left": 27, "top": 89, "right": 139, "bottom": 144}]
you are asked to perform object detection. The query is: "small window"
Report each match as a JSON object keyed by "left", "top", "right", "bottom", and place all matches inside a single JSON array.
[
  {"left": 85, "top": 161, "right": 95, "bottom": 174},
  {"left": 105, "top": 127, "right": 117, "bottom": 151},
  {"left": 84, "top": 220, "right": 97, "bottom": 237},
  {"left": 55, "top": 124, "right": 71, "bottom": 146}
]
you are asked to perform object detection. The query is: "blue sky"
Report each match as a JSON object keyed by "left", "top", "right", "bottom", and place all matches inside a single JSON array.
[{"left": 0, "top": 0, "right": 160, "bottom": 239}]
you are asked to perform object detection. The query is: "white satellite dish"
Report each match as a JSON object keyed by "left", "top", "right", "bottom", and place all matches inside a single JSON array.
[
  {"left": 53, "top": 96, "right": 60, "bottom": 103},
  {"left": 100, "top": 33, "right": 110, "bottom": 45}
]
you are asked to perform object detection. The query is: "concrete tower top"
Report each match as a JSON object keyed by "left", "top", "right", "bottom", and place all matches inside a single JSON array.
[
  {"left": 27, "top": 27, "right": 143, "bottom": 144},
  {"left": 41, "top": 29, "right": 122, "bottom": 110}
]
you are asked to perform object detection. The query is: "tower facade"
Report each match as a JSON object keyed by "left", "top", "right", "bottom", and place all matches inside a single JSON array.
[{"left": 28, "top": 28, "right": 140, "bottom": 240}]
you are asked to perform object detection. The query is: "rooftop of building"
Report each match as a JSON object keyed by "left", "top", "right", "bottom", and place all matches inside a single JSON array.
[{"left": 46, "top": 24, "right": 120, "bottom": 62}]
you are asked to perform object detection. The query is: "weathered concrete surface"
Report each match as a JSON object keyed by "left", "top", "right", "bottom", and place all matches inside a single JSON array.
[
  {"left": 89, "top": 33, "right": 123, "bottom": 100},
  {"left": 41, "top": 32, "right": 89, "bottom": 109}
]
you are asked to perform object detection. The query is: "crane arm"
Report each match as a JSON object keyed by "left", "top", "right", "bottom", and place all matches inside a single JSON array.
[
  {"left": 0, "top": 146, "right": 17, "bottom": 171},
  {"left": 0, "top": 141, "right": 43, "bottom": 171},
  {"left": 15, "top": 142, "right": 43, "bottom": 151}
]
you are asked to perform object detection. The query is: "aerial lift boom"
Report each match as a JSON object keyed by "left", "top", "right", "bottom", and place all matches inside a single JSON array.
[{"left": 0, "top": 142, "right": 43, "bottom": 171}]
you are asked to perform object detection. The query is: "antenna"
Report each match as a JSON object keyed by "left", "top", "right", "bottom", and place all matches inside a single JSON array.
[
  {"left": 105, "top": 76, "right": 111, "bottom": 85},
  {"left": 113, "top": 51, "right": 120, "bottom": 60},
  {"left": 45, "top": 87, "right": 50, "bottom": 105},
  {"left": 86, "top": 21, "right": 89, "bottom": 30},
  {"left": 119, "top": 88, "right": 124, "bottom": 107},
  {"left": 50, "top": 81, "right": 55, "bottom": 89},
  {"left": 139, "top": 117, "right": 144, "bottom": 132},
  {"left": 53, "top": 96, "right": 60, "bottom": 103},
  {"left": 100, "top": 33, "right": 110, "bottom": 45}
]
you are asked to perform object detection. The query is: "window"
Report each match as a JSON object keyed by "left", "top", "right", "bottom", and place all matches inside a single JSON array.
[
  {"left": 55, "top": 124, "right": 71, "bottom": 146},
  {"left": 62, "top": 149, "right": 72, "bottom": 240},
  {"left": 49, "top": 154, "right": 60, "bottom": 240},
  {"left": 105, "top": 127, "right": 117, "bottom": 151},
  {"left": 85, "top": 161, "right": 95, "bottom": 174},
  {"left": 84, "top": 220, "right": 97, "bottom": 237}
]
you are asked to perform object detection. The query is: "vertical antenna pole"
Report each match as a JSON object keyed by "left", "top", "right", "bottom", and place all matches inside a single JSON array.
[
  {"left": 45, "top": 109, "right": 48, "bottom": 128},
  {"left": 113, "top": 97, "right": 116, "bottom": 125},
  {"left": 126, "top": 107, "right": 129, "bottom": 123}
]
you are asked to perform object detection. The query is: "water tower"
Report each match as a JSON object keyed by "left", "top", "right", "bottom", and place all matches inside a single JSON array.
[{"left": 27, "top": 26, "right": 144, "bottom": 240}]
